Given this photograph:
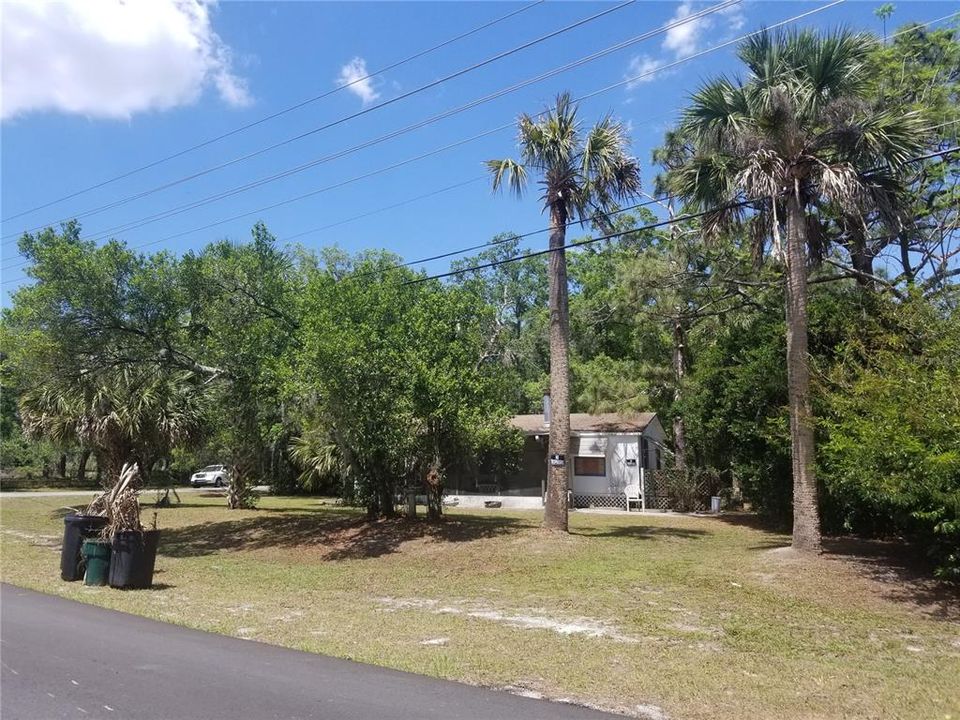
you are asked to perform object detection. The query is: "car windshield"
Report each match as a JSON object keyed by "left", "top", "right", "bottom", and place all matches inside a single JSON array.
[{"left": 201, "top": 465, "right": 221, "bottom": 472}]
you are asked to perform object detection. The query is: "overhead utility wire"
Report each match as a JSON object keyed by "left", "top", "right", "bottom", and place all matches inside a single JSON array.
[
  {"left": 9, "top": 13, "right": 958, "bottom": 284},
  {"left": 400, "top": 146, "right": 960, "bottom": 286},
  {"left": 340, "top": 135, "right": 960, "bottom": 285},
  {"left": 5, "top": 2, "right": 953, "bottom": 245},
  {"left": 348, "top": 195, "right": 676, "bottom": 281},
  {"left": 0, "top": 1, "right": 547, "bottom": 224},
  {"left": 281, "top": 176, "right": 489, "bottom": 243},
  {"left": 72, "top": 0, "right": 741, "bottom": 245},
  {"left": 2, "top": 0, "right": 634, "bottom": 239},
  {"left": 3, "top": 0, "right": 872, "bottom": 284},
  {"left": 212, "top": 114, "right": 960, "bottom": 254},
  {"left": 4, "top": 144, "right": 955, "bottom": 289},
  {"left": 0, "top": 0, "right": 847, "bottom": 276}
]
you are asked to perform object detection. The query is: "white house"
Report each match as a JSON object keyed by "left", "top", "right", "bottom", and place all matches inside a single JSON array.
[{"left": 445, "top": 411, "right": 668, "bottom": 509}]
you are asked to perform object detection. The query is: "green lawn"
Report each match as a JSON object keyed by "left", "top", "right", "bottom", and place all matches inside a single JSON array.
[{"left": 1, "top": 494, "right": 957, "bottom": 720}]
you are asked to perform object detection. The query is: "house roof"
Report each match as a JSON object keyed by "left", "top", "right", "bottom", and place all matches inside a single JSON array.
[{"left": 510, "top": 412, "right": 658, "bottom": 435}]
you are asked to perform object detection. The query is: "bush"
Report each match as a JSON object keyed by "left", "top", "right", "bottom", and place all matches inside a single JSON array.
[
  {"left": 652, "top": 467, "right": 721, "bottom": 512},
  {"left": 821, "top": 297, "right": 960, "bottom": 578}
]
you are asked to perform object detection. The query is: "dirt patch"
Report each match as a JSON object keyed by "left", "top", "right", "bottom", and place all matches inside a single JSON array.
[
  {"left": 378, "top": 597, "right": 643, "bottom": 643},
  {"left": 1, "top": 528, "right": 60, "bottom": 547}
]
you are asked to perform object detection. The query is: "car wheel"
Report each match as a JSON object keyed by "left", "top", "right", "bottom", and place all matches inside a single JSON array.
[{"left": 214, "top": 477, "right": 223, "bottom": 488}]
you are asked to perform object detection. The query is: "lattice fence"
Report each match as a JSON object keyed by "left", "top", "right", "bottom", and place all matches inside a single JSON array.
[
  {"left": 573, "top": 493, "right": 627, "bottom": 510},
  {"left": 571, "top": 467, "right": 720, "bottom": 511},
  {"left": 646, "top": 468, "right": 721, "bottom": 512}
]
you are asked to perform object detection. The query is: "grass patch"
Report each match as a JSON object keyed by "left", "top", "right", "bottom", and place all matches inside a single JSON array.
[{"left": 2, "top": 495, "right": 958, "bottom": 719}]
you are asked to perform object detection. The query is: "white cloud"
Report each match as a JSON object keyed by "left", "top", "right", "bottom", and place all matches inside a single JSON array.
[
  {"left": 1, "top": 0, "right": 251, "bottom": 121},
  {"left": 625, "top": 56, "right": 665, "bottom": 89},
  {"left": 336, "top": 57, "right": 380, "bottom": 105},
  {"left": 663, "top": 1, "right": 709, "bottom": 58},
  {"left": 625, "top": 1, "right": 748, "bottom": 89}
]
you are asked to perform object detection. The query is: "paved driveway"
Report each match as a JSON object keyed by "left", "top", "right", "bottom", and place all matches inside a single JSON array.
[{"left": 0, "top": 584, "right": 618, "bottom": 720}]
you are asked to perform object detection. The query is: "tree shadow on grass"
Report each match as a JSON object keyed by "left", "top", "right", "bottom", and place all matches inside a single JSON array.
[
  {"left": 715, "top": 513, "right": 958, "bottom": 618},
  {"left": 713, "top": 511, "right": 791, "bottom": 534},
  {"left": 821, "top": 536, "right": 959, "bottom": 620},
  {"left": 573, "top": 525, "right": 710, "bottom": 540},
  {"left": 159, "top": 510, "right": 532, "bottom": 561}
]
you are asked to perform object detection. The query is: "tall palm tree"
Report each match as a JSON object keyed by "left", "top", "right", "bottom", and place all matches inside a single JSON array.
[
  {"left": 669, "top": 29, "right": 928, "bottom": 552},
  {"left": 487, "top": 92, "right": 641, "bottom": 531}
]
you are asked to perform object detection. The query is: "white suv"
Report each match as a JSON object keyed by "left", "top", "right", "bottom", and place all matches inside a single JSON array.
[{"left": 190, "top": 464, "right": 228, "bottom": 487}]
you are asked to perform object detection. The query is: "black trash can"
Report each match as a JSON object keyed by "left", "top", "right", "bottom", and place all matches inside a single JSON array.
[
  {"left": 109, "top": 530, "right": 160, "bottom": 589},
  {"left": 60, "top": 515, "right": 109, "bottom": 581}
]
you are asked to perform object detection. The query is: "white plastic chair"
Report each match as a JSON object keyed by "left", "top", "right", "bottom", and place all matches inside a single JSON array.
[{"left": 624, "top": 483, "right": 642, "bottom": 512}]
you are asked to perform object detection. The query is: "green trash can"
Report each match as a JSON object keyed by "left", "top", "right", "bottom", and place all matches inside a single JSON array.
[{"left": 81, "top": 539, "right": 111, "bottom": 586}]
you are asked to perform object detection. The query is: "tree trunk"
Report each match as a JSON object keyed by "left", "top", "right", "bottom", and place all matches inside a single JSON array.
[
  {"left": 75, "top": 449, "right": 90, "bottom": 484},
  {"left": 544, "top": 203, "right": 571, "bottom": 532},
  {"left": 846, "top": 225, "right": 875, "bottom": 287},
  {"left": 56, "top": 453, "right": 67, "bottom": 479},
  {"left": 899, "top": 232, "right": 914, "bottom": 286},
  {"left": 784, "top": 194, "right": 821, "bottom": 554},
  {"left": 672, "top": 319, "right": 687, "bottom": 469}
]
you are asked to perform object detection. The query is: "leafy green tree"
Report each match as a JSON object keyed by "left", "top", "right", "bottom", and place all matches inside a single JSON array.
[
  {"left": 179, "top": 222, "right": 303, "bottom": 504},
  {"left": 6, "top": 224, "right": 206, "bottom": 482},
  {"left": 451, "top": 235, "right": 549, "bottom": 412},
  {"left": 821, "top": 294, "right": 960, "bottom": 577},
  {"left": 863, "top": 24, "right": 959, "bottom": 291},
  {"left": 487, "top": 91, "right": 641, "bottom": 532},
  {"left": 668, "top": 28, "right": 929, "bottom": 553},
  {"left": 294, "top": 253, "right": 519, "bottom": 518}
]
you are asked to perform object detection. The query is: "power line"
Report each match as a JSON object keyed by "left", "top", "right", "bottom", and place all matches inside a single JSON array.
[
  {"left": 2, "top": 0, "right": 635, "bottom": 240},
  {"left": 103, "top": 113, "right": 958, "bottom": 274},
  {"left": 5, "top": 3, "right": 954, "bottom": 255},
  {"left": 402, "top": 205, "right": 747, "bottom": 285},
  {"left": 68, "top": 0, "right": 740, "bottom": 246},
  {"left": 349, "top": 195, "right": 675, "bottom": 281},
  {"left": 889, "top": 10, "right": 959, "bottom": 40},
  {"left": 1, "top": 1, "right": 753, "bottom": 273},
  {"left": 5, "top": 145, "right": 956, "bottom": 290},
  {"left": 0, "top": 1, "right": 547, "bottom": 225},
  {"left": 400, "top": 146, "right": 960, "bottom": 286},
  {"left": 14, "top": 2, "right": 939, "bottom": 283},
  {"left": 2, "top": 0, "right": 832, "bottom": 277}
]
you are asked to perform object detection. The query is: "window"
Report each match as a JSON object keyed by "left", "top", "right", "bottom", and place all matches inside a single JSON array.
[{"left": 574, "top": 456, "right": 606, "bottom": 477}]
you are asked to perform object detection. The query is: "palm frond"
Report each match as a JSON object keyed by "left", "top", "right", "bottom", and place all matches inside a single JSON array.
[
  {"left": 681, "top": 77, "right": 751, "bottom": 147},
  {"left": 486, "top": 158, "right": 528, "bottom": 198}
]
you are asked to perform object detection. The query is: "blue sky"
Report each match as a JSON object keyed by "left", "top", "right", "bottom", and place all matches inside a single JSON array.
[{"left": 1, "top": 0, "right": 954, "bottom": 302}]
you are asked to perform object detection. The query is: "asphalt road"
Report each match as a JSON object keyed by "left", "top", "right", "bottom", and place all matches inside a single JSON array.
[{"left": 0, "top": 584, "right": 619, "bottom": 720}]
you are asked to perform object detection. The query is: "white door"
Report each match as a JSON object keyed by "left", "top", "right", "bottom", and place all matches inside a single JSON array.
[{"left": 608, "top": 435, "right": 640, "bottom": 494}]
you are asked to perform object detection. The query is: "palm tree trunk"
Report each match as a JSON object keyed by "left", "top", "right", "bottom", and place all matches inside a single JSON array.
[
  {"left": 784, "top": 194, "right": 821, "bottom": 554},
  {"left": 75, "top": 449, "right": 90, "bottom": 484},
  {"left": 544, "top": 203, "right": 571, "bottom": 532},
  {"left": 672, "top": 319, "right": 687, "bottom": 469}
]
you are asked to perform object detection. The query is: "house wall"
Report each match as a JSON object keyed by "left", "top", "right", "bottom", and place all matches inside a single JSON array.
[
  {"left": 640, "top": 418, "right": 668, "bottom": 470},
  {"left": 447, "top": 418, "right": 669, "bottom": 499},
  {"left": 571, "top": 433, "right": 639, "bottom": 496}
]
